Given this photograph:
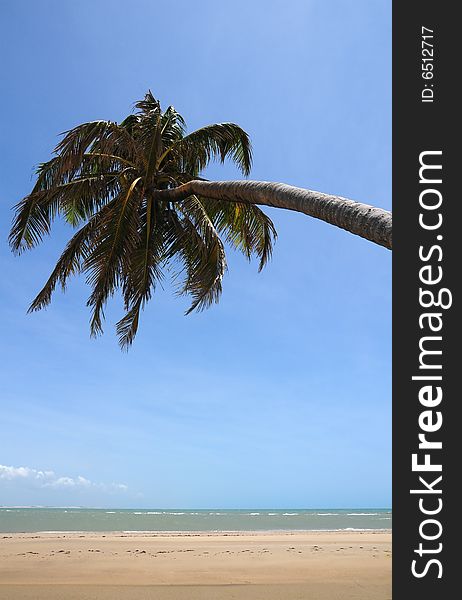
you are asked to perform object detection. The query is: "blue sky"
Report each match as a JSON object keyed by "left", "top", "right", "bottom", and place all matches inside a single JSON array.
[{"left": 0, "top": 0, "right": 391, "bottom": 508}]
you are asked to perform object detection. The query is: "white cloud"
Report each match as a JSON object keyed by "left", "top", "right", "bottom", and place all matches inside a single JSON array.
[
  {"left": 0, "top": 464, "right": 128, "bottom": 493},
  {"left": 0, "top": 465, "right": 54, "bottom": 481},
  {"left": 47, "top": 475, "right": 92, "bottom": 489}
]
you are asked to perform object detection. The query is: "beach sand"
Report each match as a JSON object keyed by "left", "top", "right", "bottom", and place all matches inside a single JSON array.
[{"left": 0, "top": 531, "right": 391, "bottom": 599}]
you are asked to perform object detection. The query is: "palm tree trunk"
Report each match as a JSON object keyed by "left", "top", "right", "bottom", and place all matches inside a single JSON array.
[{"left": 153, "top": 180, "right": 392, "bottom": 249}]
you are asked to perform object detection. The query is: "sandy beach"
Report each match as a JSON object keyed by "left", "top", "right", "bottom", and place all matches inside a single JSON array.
[{"left": 0, "top": 531, "right": 391, "bottom": 599}]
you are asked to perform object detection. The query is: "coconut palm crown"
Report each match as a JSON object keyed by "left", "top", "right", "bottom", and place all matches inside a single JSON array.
[{"left": 9, "top": 91, "right": 276, "bottom": 348}]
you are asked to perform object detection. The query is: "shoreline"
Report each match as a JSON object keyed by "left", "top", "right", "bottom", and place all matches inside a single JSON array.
[{"left": 3, "top": 528, "right": 392, "bottom": 535}]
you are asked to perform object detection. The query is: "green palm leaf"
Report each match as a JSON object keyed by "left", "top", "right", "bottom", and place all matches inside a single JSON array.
[
  {"left": 174, "top": 195, "right": 227, "bottom": 314},
  {"left": 160, "top": 123, "right": 252, "bottom": 176},
  {"left": 200, "top": 198, "right": 276, "bottom": 271},
  {"left": 85, "top": 177, "right": 143, "bottom": 337}
]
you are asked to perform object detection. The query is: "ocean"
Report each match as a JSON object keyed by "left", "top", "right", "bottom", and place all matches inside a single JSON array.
[{"left": 0, "top": 508, "right": 391, "bottom": 533}]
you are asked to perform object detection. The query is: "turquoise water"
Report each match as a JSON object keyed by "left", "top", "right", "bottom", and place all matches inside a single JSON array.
[{"left": 0, "top": 508, "right": 391, "bottom": 533}]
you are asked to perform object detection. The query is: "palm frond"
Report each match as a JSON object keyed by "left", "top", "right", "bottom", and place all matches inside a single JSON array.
[
  {"left": 145, "top": 114, "right": 163, "bottom": 181},
  {"left": 116, "top": 300, "right": 142, "bottom": 349},
  {"left": 84, "top": 177, "right": 143, "bottom": 336},
  {"left": 160, "top": 105, "right": 186, "bottom": 146},
  {"left": 27, "top": 209, "right": 105, "bottom": 312},
  {"left": 57, "top": 172, "right": 125, "bottom": 226},
  {"left": 9, "top": 155, "right": 131, "bottom": 252},
  {"left": 160, "top": 123, "right": 252, "bottom": 176},
  {"left": 9, "top": 191, "right": 57, "bottom": 254},
  {"left": 201, "top": 198, "right": 277, "bottom": 270},
  {"left": 56, "top": 120, "right": 141, "bottom": 172},
  {"left": 173, "top": 195, "right": 227, "bottom": 314},
  {"left": 117, "top": 197, "right": 165, "bottom": 349},
  {"left": 134, "top": 90, "right": 161, "bottom": 115}
]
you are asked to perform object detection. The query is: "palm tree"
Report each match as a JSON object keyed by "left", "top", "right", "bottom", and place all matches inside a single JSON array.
[{"left": 9, "top": 91, "right": 392, "bottom": 349}]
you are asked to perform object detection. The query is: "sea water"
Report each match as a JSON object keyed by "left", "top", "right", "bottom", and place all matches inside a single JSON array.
[{"left": 0, "top": 507, "right": 391, "bottom": 533}]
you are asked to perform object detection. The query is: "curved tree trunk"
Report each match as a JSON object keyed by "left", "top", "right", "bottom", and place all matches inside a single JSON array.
[{"left": 153, "top": 180, "right": 392, "bottom": 250}]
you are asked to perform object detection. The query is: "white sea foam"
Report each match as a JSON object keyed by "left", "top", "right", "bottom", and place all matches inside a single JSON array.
[
  {"left": 317, "top": 513, "right": 339, "bottom": 516},
  {"left": 132, "top": 511, "right": 169, "bottom": 515},
  {"left": 123, "top": 530, "right": 159, "bottom": 533},
  {"left": 346, "top": 513, "right": 379, "bottom": 516},
  {"left": 282, "top": 513, "right": 298, "bottom": 516},
  {"left": 38, "top": 531, "right": 83, "bottom": 533},
  {"left": 343, "top": 527, "right": 389, "bottom": 531}
]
